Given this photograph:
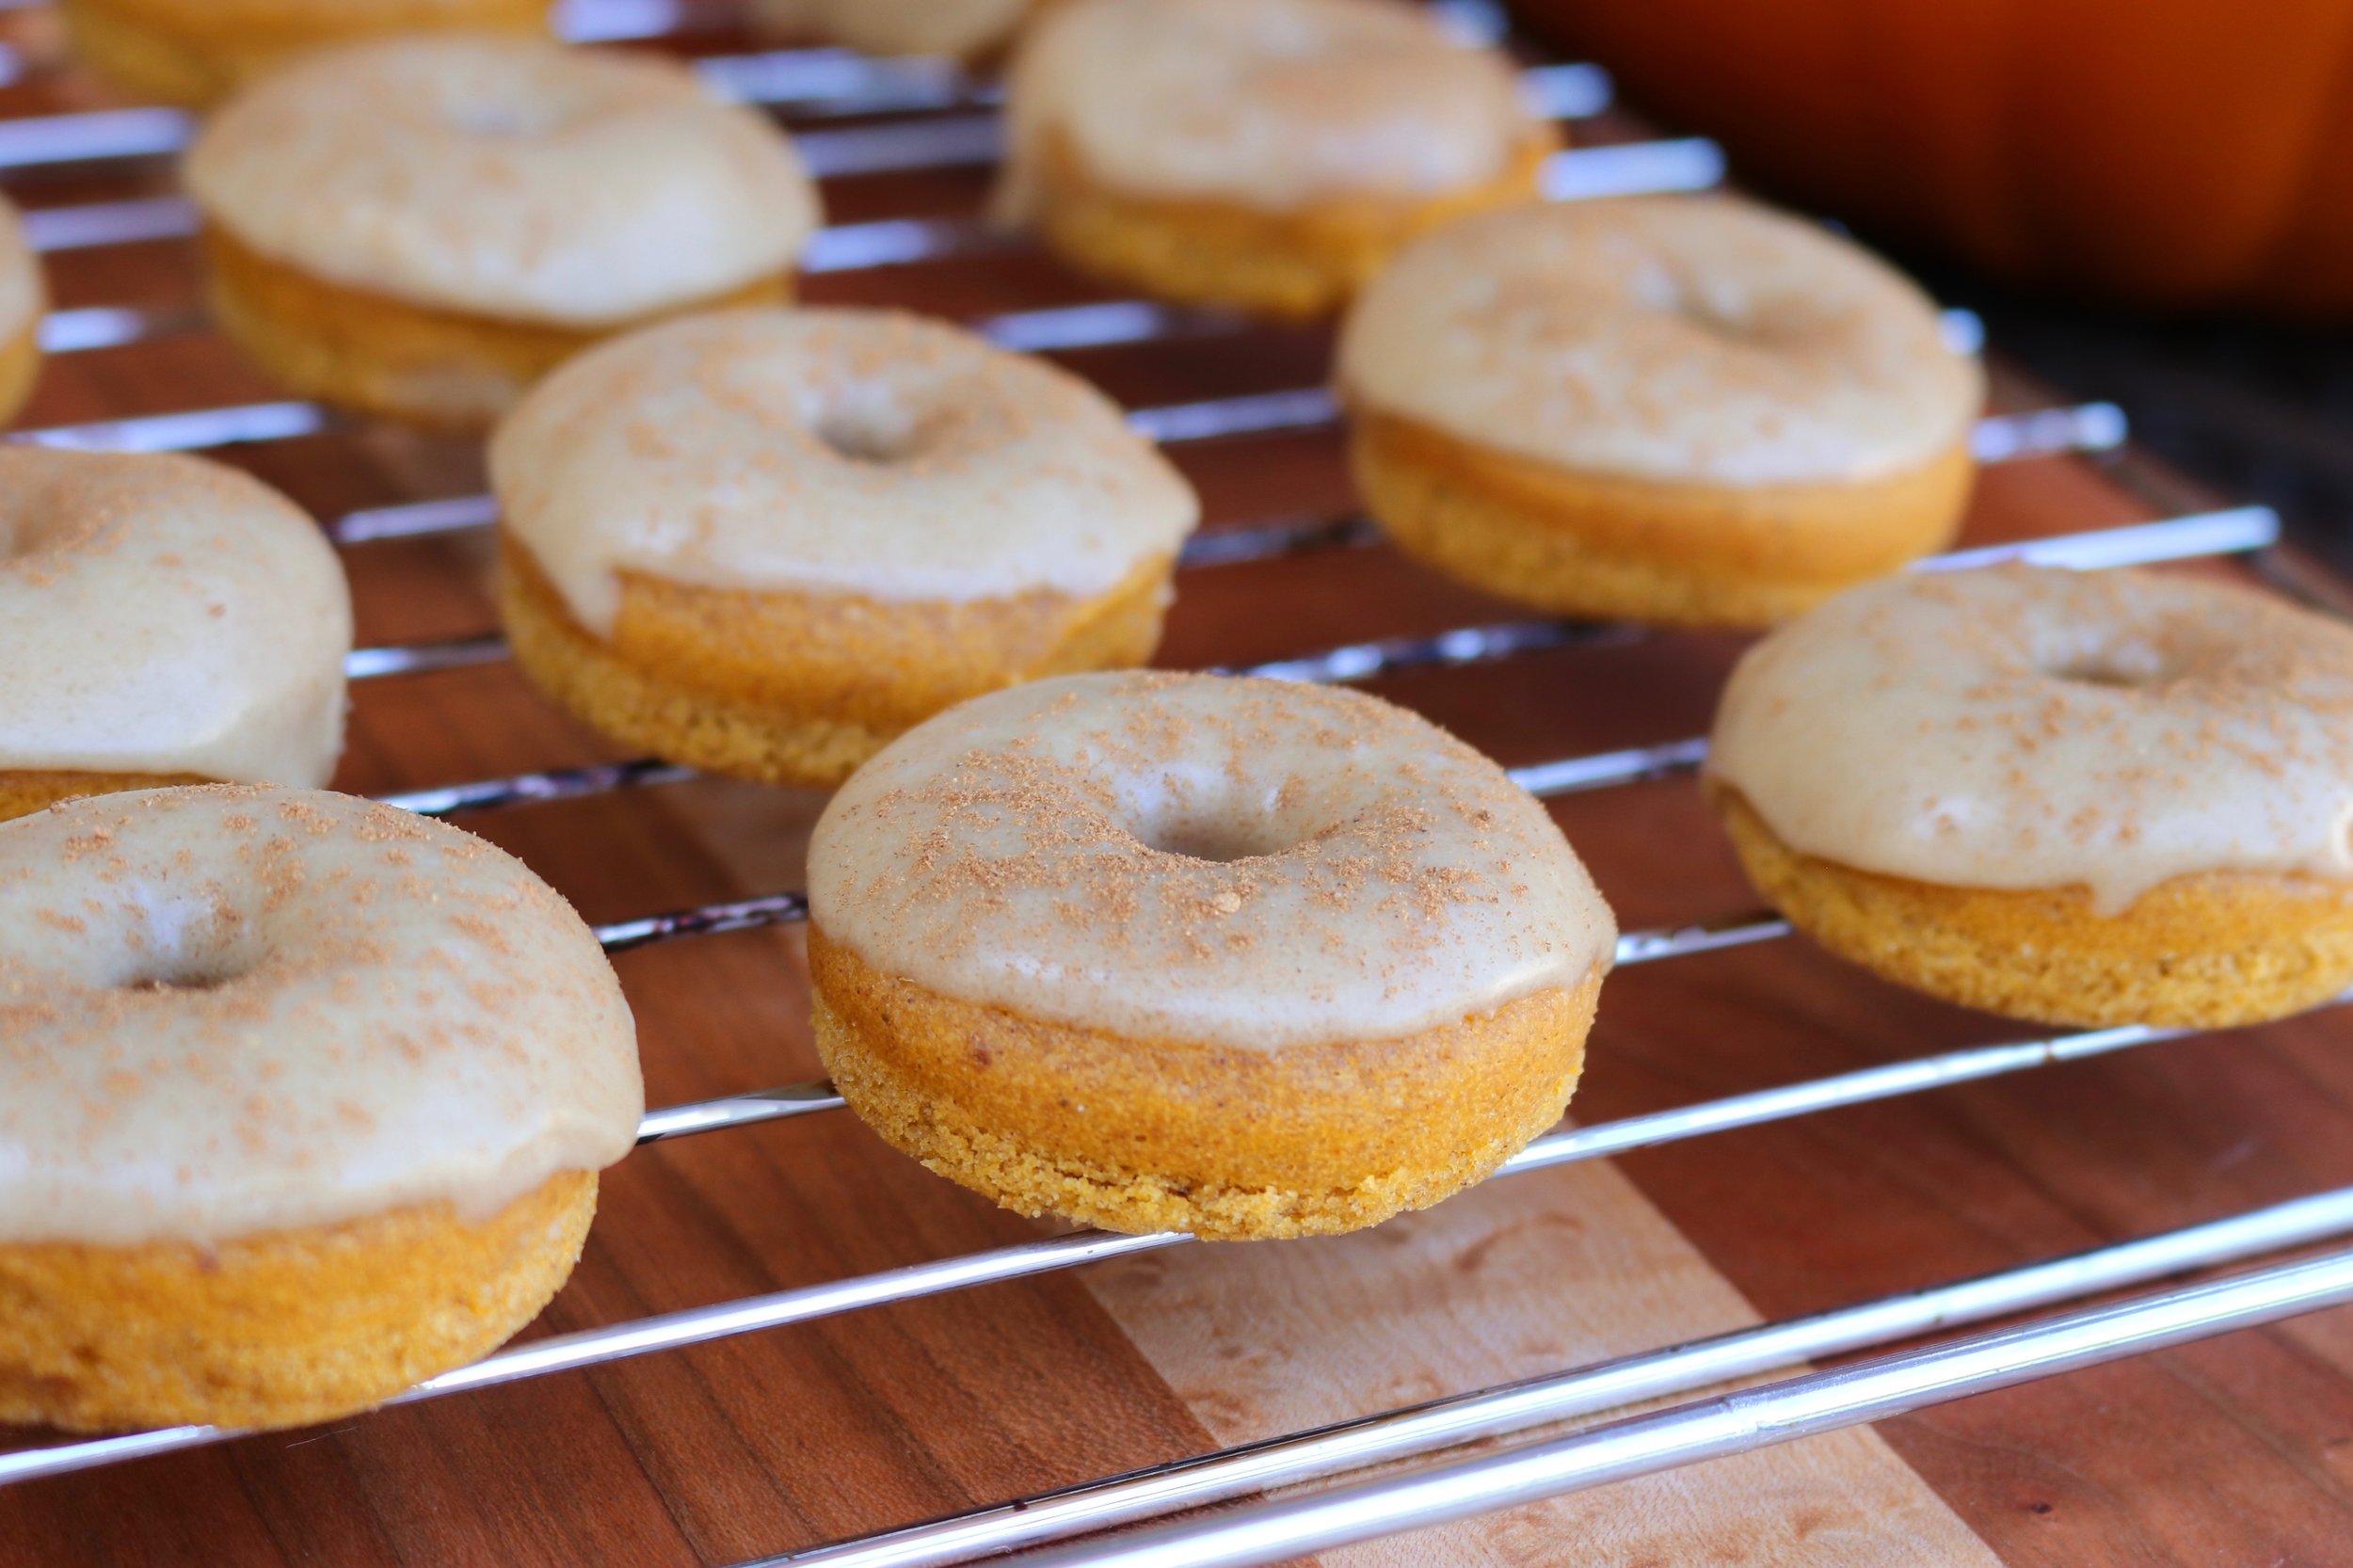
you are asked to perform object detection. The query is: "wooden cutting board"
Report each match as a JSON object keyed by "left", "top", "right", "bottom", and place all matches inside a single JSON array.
[{"left": 5, "top": 15, "right": 2353, "bottom": 1565}]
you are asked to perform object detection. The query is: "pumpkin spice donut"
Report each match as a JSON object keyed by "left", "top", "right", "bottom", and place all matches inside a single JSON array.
[
  {"left": 1337, "top": 198, "right": 1986, "bottom": 628},
  {"left": 0, "top": 193, "right": 45, "bottom": 428},
  {"left": 0, "top": 447, "right": 350, "bottom": 824},
  {"left": 59, "top": 0, "right": 545, "bottom": 107},
  {"left": 185, "top": 35, "right": 821, "bottom": 432},
  {"left": 490, "top": 307, "right": 1199, "bottom": 789},
  {"left": 1708, "top": 564, "right": 2353, "bottom": 1028},
  {"left": 996, "top": 0, "right": 1557, "bottom": 319},
  {"left": 807, "top": 671, "right": 1618, "bottom": 1240},
  {"left": 0, "top": 785, "right": 644, "bottom": 1433}
]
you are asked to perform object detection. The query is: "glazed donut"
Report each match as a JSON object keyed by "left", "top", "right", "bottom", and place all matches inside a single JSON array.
[
  {"left": 0, "top": 786, "right": 643, "bottom": 1432},
  {"left": 997, "top": 0, "right": 1557, "bottom": 318},
  {"left": 808, "top": 671, "right": 1617, "bottom": 1240},
  {"left": 187, "top": 36, "right": 821, "bottom": 431},
  {"left": 751, "top": 0, "right": 1037, "bottom": 59},
  {"left": 1337, "top": 198, "right": 1986, "bottom": 627},
  {"left": 59, "top": 0, "right": 544, "bottom": 107},
  {"left": 0, "top": 448, "right": 350, "bottom": 824},
  {"left": 491, "top": 308, "right": 1198, "bottom": 788},
  {"left": 0, "top": 193, "right": 45, "bottom": 428},
  {"left": 1708, "top": 564, "right": 2353, "bottom": 1027}
]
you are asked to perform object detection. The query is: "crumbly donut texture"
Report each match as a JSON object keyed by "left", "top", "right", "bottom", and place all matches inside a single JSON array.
[
  {"left": 0, "top": 320, "right": 39, "bottom": 430},
  {"left": 1350, "top": 408, "right": 1974, "bottom": 627},
  {"left": 1715, "top": 785, "right": 2353, "bottom": 1029},
  {"left": 59, "top": 0, "right": 545, "bottom": 106},
  {"left": 0, "top": 198, "right": 44, "bottom": 427},
  {"left": 0, "top": 770, "right": 210, "bottom": 825},
  {"left": 0, "top": 1173, "right": 597, "bottom": 1433},
  {"left": 1000, "top": 0, "right": 1555, "bottom": 316},
  {"left": 203, "top": 226, "right": 792, "bottom": 433},
  {"left": 500, "top": 537, "right": 1172, "bottom": 788},
  {"left": 812, "top": 928, "right": 1598, "bottom": 1239}
]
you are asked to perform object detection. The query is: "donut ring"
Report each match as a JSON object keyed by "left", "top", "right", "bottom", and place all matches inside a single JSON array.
[
  {"left": 492, "top": 308, "right": 1197, "bottom": 788},
  {"left": 808, "top": 672, "right": 1617, "bottom": 1240},
  {"left": 1337, "top": 198, "right": 1985, "bottom": 627},
  {"left": 187, "top": 37, "right": 820, "bottom": 430},
  {"left": 1708, "top": 564, "right": 2353, "bottom": 1027},
  {"left": 0, "top": 448, "right": 351, "bottom": 824},
  {"left": 0, "top": 786, "right": 643, "bottom": 1432},
  {"left": 998, "top": 0, "right": 1558, "bottom": 319}
]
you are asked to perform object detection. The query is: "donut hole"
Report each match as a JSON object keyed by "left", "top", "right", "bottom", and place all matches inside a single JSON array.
[
  {"left": 2047, "top": 643, "right": 2180, "bottom": 690},
  {"left": 1144, "top": 817, "right": 1300, "bottom": 864},
  {"left": 101, "top": 893, "right": 264, "bottom": 994},
  {"left": 808, "top": 387, "right": 924, "bottom": 466},
  {"left": 118, "top": 957, "right": 251, "bottom": 994}
]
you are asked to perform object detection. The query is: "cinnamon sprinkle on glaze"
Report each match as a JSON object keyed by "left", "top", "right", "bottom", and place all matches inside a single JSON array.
[
  {"left": 491, "top": 308, "right": 1198, "bottom": 631},
  {"left": 809, "top": 672, "right": 1616, "bottom": 1048},
  {"left": 0, "top": 786, "right": 642, "bottom": 1247},
  {"left": 1337, "top": 197, "right": 1984, "bottom": 488},
  {"left": 1710, "top": 565, "right": 2353, "bottom": 914}
]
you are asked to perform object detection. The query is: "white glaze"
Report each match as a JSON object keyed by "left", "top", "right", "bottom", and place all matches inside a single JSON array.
[
  {"left": 1709, "top": 565, "right": 2353, "bottom": 915},
  {"left": 810, "top": 672, "right": 1617, "bottom": 1048},
  {"left": 0, "top": 786, "right": 644, "bottom": 1247},
  {"left": 489, "top": 308, "right": 1199, "bottom": 632},
  {"left": 997, "top": 0, "right": 1545, "bottom": 217},
  {"left": 0, "top": 449, "right": 350, "bottom": 785},
  {"left": 186, "top": 35, "right": 820, "bottom": 328},
  {"left": 1337, "top": 197, "right": 1985, "bottom": 487},
  {"left": 753, "top": 0, "right": 1032, "bottom": 56},
  {"left": 0, "top": 193, "right": 41, "bottom": 348}
]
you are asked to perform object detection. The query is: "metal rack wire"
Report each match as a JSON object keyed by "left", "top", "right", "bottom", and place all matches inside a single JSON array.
[{"left": 2, "top": 8, "right": 2348, "bottom": 1565}]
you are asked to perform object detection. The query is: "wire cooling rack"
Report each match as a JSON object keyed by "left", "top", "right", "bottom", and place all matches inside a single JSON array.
[{"left": 5, "top": 5, "right": 2353, "bottom": 1564}]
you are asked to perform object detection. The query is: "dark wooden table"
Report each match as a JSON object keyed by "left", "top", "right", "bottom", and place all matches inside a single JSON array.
[{"left": 5, "top": 12, "right": 2352, "bottom": 1566}]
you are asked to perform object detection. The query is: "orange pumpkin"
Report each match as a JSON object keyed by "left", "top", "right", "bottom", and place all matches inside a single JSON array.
[{"left": 1513, "top": 0, "right": 2353, "bottom": 312}]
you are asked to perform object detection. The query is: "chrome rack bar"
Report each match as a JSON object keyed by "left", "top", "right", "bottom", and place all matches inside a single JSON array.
[
  {"left": 627, "top": 907, "right": 1795, "bottom": 1132},
  {"left": 0, "top": 1000, "right": 2306, "bottom": 1493},
  {"left": 338, "top": 409, "right": 2143, "bottom": 685},
  {"left": 363, "top": 504, "right": 2275, "bottom": 821},
  {"left": 0, "top": 52, "right": 1613, "bottom": 175},
  {"left": 327, "top": 329, "right": 2061, "bottom": 545},
  {"left": 12, "top": 131, "right": 1720, "bottom": 274},
  {"left": 751, "top": 1185, "right": 2353, "bottom": 1568},
  {"left": 992, "top": 1246, "right": 2353, "bottom": 1568}
]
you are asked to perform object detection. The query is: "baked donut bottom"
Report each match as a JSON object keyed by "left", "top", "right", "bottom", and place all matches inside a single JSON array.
[
  {"left": 1350, "top": 409, "right": 1977, "bottom": 629},
  {"left": 0, "top": 1171, "right": 596, "bottom": 1433},
  {"left": 201, "top": 227, "right": 792, "bottom": 434},
  {"left": 499, "top": 537, "right": 1173, "bottom": 790},
  {"left": 60, "top": 0, "right": 546, "bottom": 106},
  {"left": 0, "top": 769, "right": 214, "bottom": 824},
  {"left": 808, "top": 925, "right": 1602, "bottom": 1240},
  {"left": 1713, "top": 784, "right": 2353, "bottom": 1029},
  {"left": 0, "top": 320, "right": 39, "bottom": 429},
  {"left": 1026, "top": 131, "right": 1558, "bottom": 320}
]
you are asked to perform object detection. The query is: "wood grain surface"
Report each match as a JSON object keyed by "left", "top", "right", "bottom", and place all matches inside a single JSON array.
[{"left": 4, "top": 10, "right": 2353, "bottom": 1566}]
